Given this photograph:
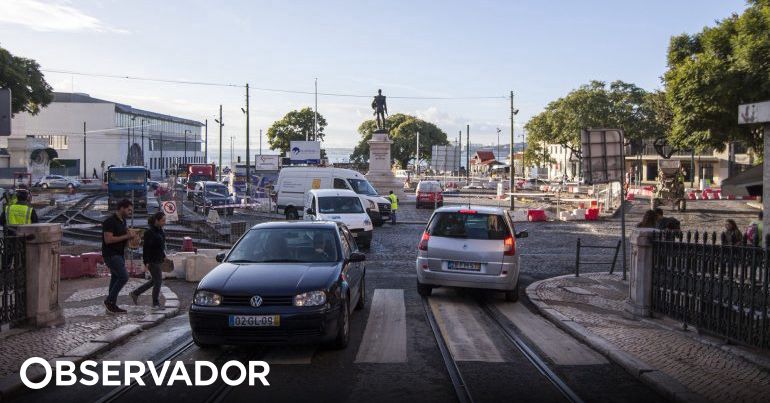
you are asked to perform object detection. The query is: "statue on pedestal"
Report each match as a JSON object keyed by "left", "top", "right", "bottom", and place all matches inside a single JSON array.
[{"left": 371, "top": 89, "right": 388, "bottom": 131}]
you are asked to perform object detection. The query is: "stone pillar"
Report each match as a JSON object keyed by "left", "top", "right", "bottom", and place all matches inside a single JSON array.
[
  {"left": 15, "top": 224, "right": 65, "bottom": 327},
  {"left": 365, "top": 131, "right": 406, "bottom": 198},
  {"left": 625, "top": 228, "right": 655, "bottom": 317}
]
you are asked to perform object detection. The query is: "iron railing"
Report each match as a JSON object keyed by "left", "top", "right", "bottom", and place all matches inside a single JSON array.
[
  {"left": 0, "top": 236, "right": 27, "bottom": 329},
  {"left": 575, "top": 238, "right": 622, "bottom": 278},
  {"left": 651, "top": 231, "right": 770, "bottom": 349}
]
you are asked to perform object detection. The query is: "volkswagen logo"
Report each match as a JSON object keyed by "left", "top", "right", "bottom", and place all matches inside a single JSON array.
[{"left": 250, "top": 295, "right": 263, "bottom": 307}]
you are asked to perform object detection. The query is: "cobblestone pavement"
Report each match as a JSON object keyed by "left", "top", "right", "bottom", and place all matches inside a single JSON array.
[
  {"left": 0, "top": 277, "right": 168, "bottom": 378},
  {"left": 532, "top": 273, "right": 770, "bottom": 403}
]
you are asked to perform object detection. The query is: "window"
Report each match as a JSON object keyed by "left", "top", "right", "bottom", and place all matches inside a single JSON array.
[
  {"left": 338, "top": 228, "right": 351, "bottom": 257},
  {"left": 428, "top": 212, "right": 511, "bottom": 240},
  {"left": 646, "top": 162, "right": 658, "bottom": 181},
  {"left": 701, "top": 163, "right": 714, "bottom": 182},
  {"left": 333, "top": 178, "right": 348, "bottom": 189},
  {"left": 318, "top": 196, "right": 364, "bottom": 214},
  {"left": 36, "top": 135, "right": 68, "bottom": 150},
  {"left": 226, "top": 228, "right": 340, "bottom": 263}
]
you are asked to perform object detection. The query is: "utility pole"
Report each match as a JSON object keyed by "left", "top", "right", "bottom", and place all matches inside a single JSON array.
[
  {"left": 509, "top": 91, "right": 518, "bottom": 210},
  {"left": 160, "top": 131, "right": 164, "bottom": 177},
  {"left": 216, "top": 105, "right": 223, "bottom": 181},
  {"left": 466, "top": 124, "right": 470, "bottom": 184},
  {"left": 259, "top": 129, "right": 263, "bottom": 155},
  {"left": 246, "top": 83, "right": 251, "bottom": 199},
  {"left": 458, "top": 130, "right": 462, "bottom": 177},
  {"left": 416, "top": 131, "right": 420, "bottom": 176},
  {"left": 230, "top": 137, "right": 234, "bottom": 166},
  {"left": 496, "top": 128, "right": 501, "bottom": 162},
  {"left": 83, "top": 122, "right": 87, "bottom": 178},
  {"left": 184, "top": 129, "right": 189, "bottom": 165},
  {"left": 141, "top": 119, "right": 145, "bottom": 167},
  {"left": 314, "top": 78, "right": 318, "bottom": 141},
  {"left": 204, "top": 119, "right": 208, "bottom": 163}
]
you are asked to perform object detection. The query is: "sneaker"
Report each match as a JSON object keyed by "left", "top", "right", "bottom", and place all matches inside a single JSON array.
[
  {"left": 104, "top": 300, "right": 115, "bottom": 314},
  {"left": 129, "top": 292, "right": 139, "bottom": 305},
  {"left": 111, "top": 305, "right": 127, "bottom": 314},
  {"left": 152, "top": 304, "right": 162, "bottom": 310}
]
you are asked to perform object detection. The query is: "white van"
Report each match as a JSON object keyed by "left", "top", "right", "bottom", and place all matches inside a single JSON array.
[
  {"left": 275, "top": 167, "right": 391, "bottom": 225},
  {"left": 303, "top": 189, "right": 373, "bottom": 248}
]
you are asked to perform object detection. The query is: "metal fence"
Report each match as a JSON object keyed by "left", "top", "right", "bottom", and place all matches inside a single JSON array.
[
  {"left": 0, "top": 236, "right": 27, "bottom": 329},
  {"left": 651, "top": 231, "right": 770, "bottom": 349}
]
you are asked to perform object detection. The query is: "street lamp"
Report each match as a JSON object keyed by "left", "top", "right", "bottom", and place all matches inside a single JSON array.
[
  {"left": 184, "top": 129, "right": 191, "bottom": 165},
  {"left": 141, "top": 118, "right": 147, "bottom": 167}
]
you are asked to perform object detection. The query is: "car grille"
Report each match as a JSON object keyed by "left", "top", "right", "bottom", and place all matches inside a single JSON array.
[
  {"left": 377, "top": 203, "right": 391, "bottom": 213},
  {"left": 350, "top": 228, "right": 364, "bottom": 234},
  {"left": 195, "top": 327, "right": 323, "bottom": 343},
  {"left": 221, "top": 295, "right": 294, "bottom": 306}
]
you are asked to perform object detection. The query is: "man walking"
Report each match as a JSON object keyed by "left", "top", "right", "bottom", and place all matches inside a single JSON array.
[
  {"left": 102, "top": 199, "right": 138, "bottom": 314},
  {"left": 388, "top": 190, "right": 399, "bottom": 225},
  {"left": 1, "top": 190, "right": 38, "bottom": 235}
]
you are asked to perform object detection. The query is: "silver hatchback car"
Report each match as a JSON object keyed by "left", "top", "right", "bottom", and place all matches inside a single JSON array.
[{"left": 415, "top": 206, "right": 527, "bottom": 301}]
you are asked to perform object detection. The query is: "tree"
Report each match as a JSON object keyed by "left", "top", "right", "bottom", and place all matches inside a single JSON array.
[
  {"left": 524, "top": 80, "right": 660, "bottom": 157},
  {"left": 266, "top": 107, "right": 327, "bottom": 155},
  {"left": 663, "top": 0, "right": 770, "bottom": 152},
  {"left": 0, "top": 45, "right": 53, "bottom": 116},
  {"left": 350, "top": 114, "right": 449, "bottom": 169}
]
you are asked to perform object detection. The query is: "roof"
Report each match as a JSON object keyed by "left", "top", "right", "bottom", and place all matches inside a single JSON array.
[
  {"left": 433, "top": 205, "right": 507, "bottom": 215},
  {"left": 309, "top": 189, "right": 359, "bottom": 197},
  {"left": 52, "top": 92, "right": 203, "bottom": 127},
  {"left": 472, "top": 150, "right": 496, "bottom": 163}
]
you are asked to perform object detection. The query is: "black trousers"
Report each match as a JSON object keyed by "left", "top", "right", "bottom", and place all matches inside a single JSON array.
[{"left": 133, "top": 262, "right": 162, "bottom": 305}]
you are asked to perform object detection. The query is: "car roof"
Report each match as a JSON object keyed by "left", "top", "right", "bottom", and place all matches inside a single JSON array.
[
  {"left": 432, "top": 205, "right": 508, "bottom": 215},
  {"left": 309, "top": 189, "right": 358, "bottom": 197},
  {"left": 249, "top": 221, "right": 342, "bottom": 231}
]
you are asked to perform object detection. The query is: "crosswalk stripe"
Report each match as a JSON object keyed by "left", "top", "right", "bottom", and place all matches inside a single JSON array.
[
  {"left": 262, "top": 346, "right": 316, "bottom": 364},
  {"left": 428, "top": 294, "right": 505, "bottom": 362},
  {"left": 355, "top": 289, "right": 408, "bottom": 363}
]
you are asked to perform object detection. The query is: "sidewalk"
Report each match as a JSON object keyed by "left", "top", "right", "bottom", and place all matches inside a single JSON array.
[
  {"left": 527, "top": 273, "right": 770, "bottom": 403},
  {"left": 0, "top": 277, "right": 180, "bottom": 397}
]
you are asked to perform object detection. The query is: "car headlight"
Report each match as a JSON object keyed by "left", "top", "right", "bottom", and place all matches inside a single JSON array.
[
  {"left": 294, "top": 291, "right": 326, "bottom": 307},
  {"left": 364, "top": 218, "right": 372, "bottom": 226},
  {"left": 367, "top": 200, "right": 376, "bottom": 210},
  {"left": 194, "top": 290, "right": 222, "bottom": 306}
]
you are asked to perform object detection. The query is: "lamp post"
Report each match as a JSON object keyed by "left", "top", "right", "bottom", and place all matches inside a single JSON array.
[
  {"left": 184, "top": 129, "right": 191, "bottom": 165},
  {"left": 509, "top": 91, "right": 519, "bottom": 210},
  {"left": 141, "top": 118, "right": 147, "bottom": 167},
  {"left": 215, "top": 105, "right": 224, "bottom": 181}
]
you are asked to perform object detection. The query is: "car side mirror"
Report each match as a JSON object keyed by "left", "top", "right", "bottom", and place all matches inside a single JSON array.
[
  {"left": 348, "top": 252, "right": 366, "bottom": 262},
  {"left": 366, "top": 208, "right": 371, "bottom": 214},
  {"left": 215, "top": 253, "right": 225, "bottom": 263},
  {"left": 306, "top": 208, "right": 314, "bottom": 215},
  {"left": 515, "top": 230, "right": 529, "bottom": 239}
]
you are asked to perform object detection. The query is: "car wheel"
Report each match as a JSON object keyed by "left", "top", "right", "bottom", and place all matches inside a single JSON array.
[
  {"left": 41, "top": 183, "right": 48, "bottom": 189},
  {"left": 67, "top": 183, "right": 74, "bottom": 189},
  {"left": 329, "top": 298, "right": 350, "bottom": 349},
  {"left": 285, "top": 208, "right": 299, "bottom": 220},
  {"left": 417, "top": 281, "right": 433, "bottom": 297},
  {"left": 355, "top": 277, "right": 366, "bottom": 311},
  {"left": 192, "top": 333, "right": 217, "bottom": 349},
  {"left": 504, "top": 287, "right": 519, "bottom": 302}
]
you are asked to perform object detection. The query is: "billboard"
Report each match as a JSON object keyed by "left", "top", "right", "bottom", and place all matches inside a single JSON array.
[
  {"left": 289, "top": 141, "right": 321, "bottom": 163},
  {"left": 254, "top": 154, "right": 280, "bottom": 171},
  {"left": 580, "top": 128, "right": 625, "bottom": 185},
  {"left": 738, "top": 101, "right": 770, "bottom": 124}
]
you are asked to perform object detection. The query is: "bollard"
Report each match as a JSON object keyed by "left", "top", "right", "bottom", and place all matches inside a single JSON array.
[{"left": 182, "top": 236, "right": 194, "bottom": 252}]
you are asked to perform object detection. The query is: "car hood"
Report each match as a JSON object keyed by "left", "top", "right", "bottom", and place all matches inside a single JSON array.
[{"left": 198, "top": 262, "right": 340, "bottom": 295}]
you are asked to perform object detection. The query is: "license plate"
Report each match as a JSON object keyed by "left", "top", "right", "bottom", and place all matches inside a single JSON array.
[
  {"left": 228, "top": 315, "right": 280, "bottom": 327},
  {"left": 447, "top": 261, "right": 481, "bottom": 271}
]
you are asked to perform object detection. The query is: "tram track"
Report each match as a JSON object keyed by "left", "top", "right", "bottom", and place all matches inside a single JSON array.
[{"left": 421, "top": 296, "right": 584, "bottom": 403}]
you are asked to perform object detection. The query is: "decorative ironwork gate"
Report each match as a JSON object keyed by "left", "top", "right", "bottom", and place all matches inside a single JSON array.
[
  {"left": 0, "top": 236, "right": 27, "bottom": 328},
  {"left": 651, "top": 231, "right": 770, "bottom": 349}
]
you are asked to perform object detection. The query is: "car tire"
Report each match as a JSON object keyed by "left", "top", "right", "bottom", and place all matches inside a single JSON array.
[
  {"left": 329, "top": 298, "right": 350, "bottom": 350},
  {"left": 504, "top": 287, "right": 519, "bottom": 302},
  {"left": 417, "top": 281, "right": 433, "bottom": 297},
  {"left": 192, "top": 334, "right": 217, "bottom": 349},
  {"left": 285, "top": 208, "right": 299, "bottom": 220},
  {"left": 355, "top": 277, "right": 366, "bottom": 311},
  {"left": 67, "top": 183, "right": 74, "bottom": 189}
]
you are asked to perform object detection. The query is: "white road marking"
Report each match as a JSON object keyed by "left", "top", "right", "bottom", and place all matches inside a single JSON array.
[
  {"left": 494, "top": 302, "right": 607, "bottom": 366},
  {"left": 428, "top": 293, "right": 505, "bottom": 362},
  {"left": 355, "top": 289, "right": 407, "bottom": 363}
]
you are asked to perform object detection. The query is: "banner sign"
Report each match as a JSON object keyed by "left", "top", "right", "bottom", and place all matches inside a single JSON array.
[{"left": 289, "top": 141, "right": 321, "bottom": 164}]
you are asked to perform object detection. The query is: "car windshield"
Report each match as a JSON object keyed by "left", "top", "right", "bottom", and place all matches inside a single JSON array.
[
  {"left": 318, "top": 196, "right": 364, "bottom": 214},
  {"left": 347, "top": 179, "right": 377, "bottom": 195},
  {"left": 418, "top": 182, "right": 440, "bottom": 192},
  {"left": 226, "top": 228, "right": 339, "bottom": 263},
  {"left": 109, "top": 171, "right": 146, "bottom": 184},
  {"left": 205, "top": 185, "right": 229, "bottom": 198},
  {"left": 189, "top": 174, "right": 209, "bottom": 183},
  {"left": 428, "top": 212, "right": 510, "bottom": 240}
]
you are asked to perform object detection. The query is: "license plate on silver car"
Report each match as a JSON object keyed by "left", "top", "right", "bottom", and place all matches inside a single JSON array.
[
  {"left": 228, "top": 315, "right": 280, "bottom": 327},
  {"left": 447, "top": 261, "right": 481, "bottom": 271}
]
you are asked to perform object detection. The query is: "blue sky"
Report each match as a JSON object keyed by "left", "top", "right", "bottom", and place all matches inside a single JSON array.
[{"left": 0, "top": 0, "right": 747, "bottom": 153}]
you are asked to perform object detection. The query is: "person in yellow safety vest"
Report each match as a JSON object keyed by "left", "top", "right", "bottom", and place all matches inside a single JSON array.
[
  {"left": 388, "top": 190, "right": 399, "bottom": 225},
  {"left": 1, "top": 190, "right": 38, "bottom": 234}
]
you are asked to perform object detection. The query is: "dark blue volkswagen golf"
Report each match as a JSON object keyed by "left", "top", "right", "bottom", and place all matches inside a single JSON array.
[{"left": 189, "top": 221, "right": 366, "bottom": 349}]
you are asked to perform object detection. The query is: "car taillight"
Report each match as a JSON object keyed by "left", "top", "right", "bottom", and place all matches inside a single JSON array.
[
  {"left": 504, "top": 235, "right": 515, "bottom": 256},
  {"left": 418, "top": 231, "right": 430, "bottom": 251},
  {"left": 459, "top": 209, "right": 477, "bottom": 214}
]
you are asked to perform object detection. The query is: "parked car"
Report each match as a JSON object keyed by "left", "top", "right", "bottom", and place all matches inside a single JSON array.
[
  {"left": 35, "top": 175, "right": 81, "bottom": 190},
  {"left": 304, "top": 189, "right": 373, "bottom": 249},
  {"left": 415, "top": 206, "right": 527, "bottom": 301},
  {"left": 416, "top": 180, "right": 444, "bottom": 209},
  {"left": 191, "top": 181, "right": 235, "bottom": 216},
  {"left": 189, "top": 221, "right": 366, "bottom": 349},
  {"left": 518, "top": 178, "right": 549, "bottom": 190}
]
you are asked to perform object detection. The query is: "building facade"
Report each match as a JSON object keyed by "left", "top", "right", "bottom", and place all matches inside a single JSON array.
[{"left": 4, "top": 92, "right": 204, "bottom": 179}]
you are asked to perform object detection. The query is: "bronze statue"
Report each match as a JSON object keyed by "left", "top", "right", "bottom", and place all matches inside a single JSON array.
[{"left": 371, "top": 89, "right": 388, "bottom": 130}]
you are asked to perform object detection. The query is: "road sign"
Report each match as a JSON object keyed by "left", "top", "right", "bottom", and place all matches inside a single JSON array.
[
  {"left": 161, "top": 201, "right": 178, "bottom": 222},
  {"left": 0, "top": 88, "right": 11, "bottom": 136},
  {"left": 289, "top": 141, "right": 321, "bottom": 164},
  {"left": 738, "top": 101, "right": 770, "bottom": 124}
]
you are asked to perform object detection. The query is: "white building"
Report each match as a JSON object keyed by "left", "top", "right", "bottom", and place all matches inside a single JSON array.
[{"left": 3, "top": 92, "right": 204, "bottom": 180}]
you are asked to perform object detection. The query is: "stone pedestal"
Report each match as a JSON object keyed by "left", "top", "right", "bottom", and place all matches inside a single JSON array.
[
  {"left": 365, "top": 130, "right": 406, "bottom": 198},
  {"left": 15, "top": 224, "right": 65, "bottom": 327},
  {"left": 625, "top": 228, "right": 655, "bottom": 317}
]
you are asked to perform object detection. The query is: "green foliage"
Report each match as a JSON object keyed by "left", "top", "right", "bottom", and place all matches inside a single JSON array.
[
  {"left": 0, "top": 45, "right": 53, "bottom": 116},
  {"left": 351, "top": 114, "right": 449, "bottom": 168},
  {"left": 663, "top": 0, "right": 770, "bottom": 152},
  {"left": 524, "top": 80, "right": 658, "bottom": 156},
  {"left": 266, "top": 107, "right": 327, "bottom": 155}
]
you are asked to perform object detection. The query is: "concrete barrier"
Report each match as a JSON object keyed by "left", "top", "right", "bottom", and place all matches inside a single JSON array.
[{"left": 185, "top": 254, "right": 219, "bottom": 282}]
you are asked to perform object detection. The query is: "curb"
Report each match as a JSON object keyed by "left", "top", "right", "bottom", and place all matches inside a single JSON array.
[
  {"left": 0, "top": 285, "right": 182, "bottom": 400},
  {"left": 526, "top": 276, "right": 709, "bottom": 403}
]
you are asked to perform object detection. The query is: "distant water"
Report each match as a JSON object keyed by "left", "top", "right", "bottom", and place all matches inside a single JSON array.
[{"left": 206, "top": 147, "right": 354, "bottom": 168}]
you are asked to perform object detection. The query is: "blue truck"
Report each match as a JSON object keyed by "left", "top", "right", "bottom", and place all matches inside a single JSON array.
[{"left": 107, "top": 166, "right": 148, "bottom": 211}]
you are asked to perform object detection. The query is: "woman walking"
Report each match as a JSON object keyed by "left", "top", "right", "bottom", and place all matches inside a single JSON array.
[
  {"left": 723, "top": 219, "right": 744, "bottom": 246},
  {"left": 130, "top": 212, "right": 167, "bottom": 309}
]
